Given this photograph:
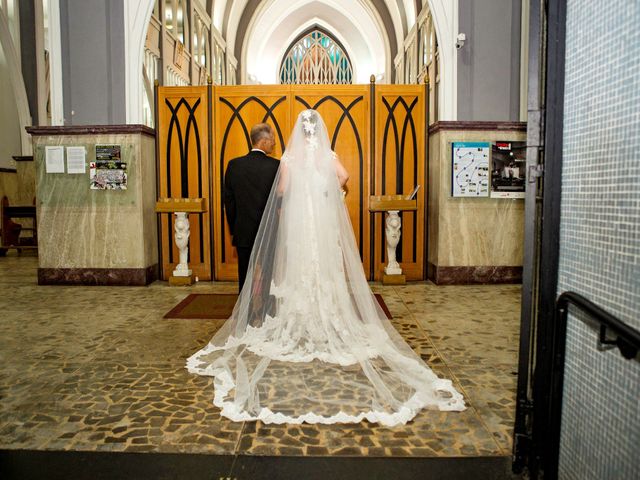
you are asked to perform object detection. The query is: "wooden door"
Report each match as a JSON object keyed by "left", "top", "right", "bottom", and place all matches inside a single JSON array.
[
  {"left": 373, "top": 85, "right": 426, "bottom": 280},
  {"left": 212, "top": 86, "right": 291, "bottom": 280},
  {"left": 156, "top": 84, "right": 427, "bottom": 282},
  {"left": 156, "top": 86, "right": 211, "bottom": 280}
]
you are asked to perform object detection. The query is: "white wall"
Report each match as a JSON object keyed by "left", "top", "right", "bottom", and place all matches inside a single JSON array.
[{"left": 456, "top": 0, "right": 522, "bottom": 121}]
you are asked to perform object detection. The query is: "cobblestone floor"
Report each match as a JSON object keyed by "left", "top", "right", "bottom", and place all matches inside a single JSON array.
[{"left": 0, "top": 254, "right": 521, "bottom": 457}]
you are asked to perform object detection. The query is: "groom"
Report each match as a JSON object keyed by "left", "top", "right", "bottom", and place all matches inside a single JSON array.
[{"left": 224, "top": 123, "right": 279, "bottom": 292}]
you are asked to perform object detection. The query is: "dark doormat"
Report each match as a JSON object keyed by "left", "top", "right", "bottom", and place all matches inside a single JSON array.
[
  {"left": 163, "top": 294, "right": 238, "bottom": 319},
  {"left": 164, "top": 293, "right": 392, "bottom": 320}
]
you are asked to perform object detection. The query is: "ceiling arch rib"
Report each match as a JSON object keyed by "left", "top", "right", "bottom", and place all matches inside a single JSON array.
[
  {"left": 225, "top": 0, "right": 251, "bottom": 53},
  {"left": 362, "top": 0, "right": 402, "bottom": 68},
  {"left": 382, "top": 0, "right": 406, "bottom": 40},
  {"left": 243, "top": 0, "right": 388, "bottom": 84},
  {"left": 209, "top": 0, "right": 229, "bottom": 32},
  {"left": 414, "top": 1, "right": 423, "bottom": 19},
  {"left": 401, "top": 0, "right": 416, "bottom": 27}
]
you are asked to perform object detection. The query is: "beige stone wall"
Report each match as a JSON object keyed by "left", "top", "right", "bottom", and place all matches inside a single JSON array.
[
  {"left": 428, "top": 129, "right": 526, "bottom": 270},
  {"left": 0, "top": 172, "right": 19, "bottom": 203},
  {"left": 16, "top": 162, "right": 37, "bottom": 204},
  {"left": 1, "top": 162, "right": 37, "bottom": 239},
  {"left": 0, "top": 162, "right": 35, "bottom": 204},
  {"left": 32, "top": 133, "right": 157, "bottom": 270},
  {"left": 140, "top": 135, "right": 159, "bottom": 269}
]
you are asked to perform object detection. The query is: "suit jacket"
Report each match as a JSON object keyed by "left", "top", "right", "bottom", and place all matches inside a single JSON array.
[{"left": 224, "top": 150, "right": 280, "bottom": 248}]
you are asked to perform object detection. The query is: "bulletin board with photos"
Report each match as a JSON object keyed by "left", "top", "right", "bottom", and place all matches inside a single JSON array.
[
  {"left": 90, "top": 145, "right": 127, "bottom": 190},
  {"left": 451, "top": 141, "right": 526, "bottom": 198},
  {"left": 490, "top": 141, "right": 526, "bottom": 198}
]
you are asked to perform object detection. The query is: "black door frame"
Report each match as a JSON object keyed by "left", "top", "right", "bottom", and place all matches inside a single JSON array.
[{"left": 513, "top": 0, "right": 567, "bottom": 477}]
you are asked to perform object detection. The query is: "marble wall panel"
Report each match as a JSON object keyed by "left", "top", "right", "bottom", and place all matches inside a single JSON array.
[
  {"left": 427, "top": 133, "right": 442, "bottom": 268},
  {"left": 427, "top": 128, "right": 526, "bottom": 283},
  {"left": 140, "top": 135, "right": 158, "bottom": 268},
  {"left": 37, "top": 205, "right": 146, "bottom": 268},
  {"left": 30, "top": 131, "right": 157, "bottom": 281}
]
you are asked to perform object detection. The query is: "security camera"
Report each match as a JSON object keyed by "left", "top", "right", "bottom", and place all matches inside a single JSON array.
[{"left": 455, "top": 33, "right": 466, "bottom": 49}]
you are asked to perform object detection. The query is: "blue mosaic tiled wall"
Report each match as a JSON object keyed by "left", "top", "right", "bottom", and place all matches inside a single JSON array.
[{"left": 558, "top": 0, "right": 640, "bottom": 479}]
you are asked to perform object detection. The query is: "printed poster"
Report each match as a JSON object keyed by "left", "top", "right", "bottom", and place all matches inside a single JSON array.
[
  {"left": 45, "top": 146, "right": 65, "bottom": 173},
  {"left": 66, "top": 146, "right": 86, "bottom": 174},
  {"left": 451, "top": 142, "right": 490, "bottom": 197},
  {"left": 490, "top": 141, "right": 526, "bottom": 198},
  {"left": 90, "top": 145, "right": 127, "bottom": 190}
]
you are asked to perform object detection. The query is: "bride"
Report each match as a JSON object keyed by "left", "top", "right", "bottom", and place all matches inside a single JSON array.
[{"left": 187, "top": 110, "right": 465, "bottom": 426}]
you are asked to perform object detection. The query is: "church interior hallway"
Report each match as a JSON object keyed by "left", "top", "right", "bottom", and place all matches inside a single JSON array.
[{"left": 0, "top": 254, "right": 520, "bottom": 476}]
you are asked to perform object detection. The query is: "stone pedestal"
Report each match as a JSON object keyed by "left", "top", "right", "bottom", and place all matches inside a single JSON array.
[
  {"left": 27, "top": 125, "right": 158, "bottom": 285},
  {"left": 155, "top": 198, "right": 207, "bottom": 287},
  {"left": 381, "top": 272, "right": 406, "bottom": 285},
  {"left": 169, "top": 211, "right": 194, "bottom": 286},
  {"left": 369, "top": 195, "right": 417, "bottom": 285},
  {"left": 169, "top": 275, "right": 195, "bottom": 286}
]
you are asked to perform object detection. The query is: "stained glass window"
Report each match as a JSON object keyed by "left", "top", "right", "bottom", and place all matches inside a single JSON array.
[{"left": 279, "top": 28, "right": 353, "bottom": 84}]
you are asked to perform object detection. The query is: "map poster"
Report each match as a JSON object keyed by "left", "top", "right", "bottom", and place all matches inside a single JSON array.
[
  {"left": 490, "top": 141, "right": 526, "bottom": 198},
  {"left": 451, "top": 142, "right": 490, "bottom": 197}
]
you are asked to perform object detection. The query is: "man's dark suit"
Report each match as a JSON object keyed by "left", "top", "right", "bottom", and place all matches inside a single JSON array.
[{"left": 224, "top": 149, "right": 280, "bottom": 291}]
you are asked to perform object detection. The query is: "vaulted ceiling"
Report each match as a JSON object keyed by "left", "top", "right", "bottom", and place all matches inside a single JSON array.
[{"left": 206, "top": 0, "right": 425, "bottom": 83}]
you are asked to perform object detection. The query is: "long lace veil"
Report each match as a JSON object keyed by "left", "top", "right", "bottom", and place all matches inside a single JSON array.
[{"left": 187, "top": 110, "right": 465, "bottom": 425}]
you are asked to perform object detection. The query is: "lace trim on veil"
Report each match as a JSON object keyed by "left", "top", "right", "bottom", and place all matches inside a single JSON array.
[
  {"left": 186, "top": 353, "right": 465, "bottom": 426},
  {"left": 186, "top": 109, "right": 466, "bottom": 425}
]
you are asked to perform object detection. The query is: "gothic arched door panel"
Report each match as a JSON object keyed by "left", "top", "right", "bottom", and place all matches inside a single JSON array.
[
  {"left": 212, "top": 86, "right": 291, "bottom": 280},
  {"left": 156, "top": 86, "right": 211, "bottom": 280},
  {"left": 157, "top": 85, "right": 426, "bottom": 282},
  {"left": 373, "top": 85, "right": 426, "bottom": 281},
  {"left": 291, "top": 85, "right": 371, "bottom": 276}
]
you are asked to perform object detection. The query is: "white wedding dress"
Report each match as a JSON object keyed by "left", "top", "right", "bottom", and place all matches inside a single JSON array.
[{"left": 187, "top": 110, "right": 465, "bottom": 426}]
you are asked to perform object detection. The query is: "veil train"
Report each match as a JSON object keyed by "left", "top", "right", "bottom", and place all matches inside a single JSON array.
[{"left": 187, "top": 110, "right": 465, "bottom": 426}]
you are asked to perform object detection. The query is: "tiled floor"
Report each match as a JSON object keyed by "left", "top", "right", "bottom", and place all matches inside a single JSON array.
[{"left": 0, "top": 254, "right": 521, "bottom": 458}]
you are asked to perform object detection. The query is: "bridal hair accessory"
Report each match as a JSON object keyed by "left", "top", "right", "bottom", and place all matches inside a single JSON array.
[
  {"left": 302, "top": 110, "right": 319, "bottom": 150},
  {"left": 302, "top": 110, "right": 317, "bottom": 136}
]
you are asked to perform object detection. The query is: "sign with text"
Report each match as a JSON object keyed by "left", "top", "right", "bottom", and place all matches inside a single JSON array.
[
  {"left": 490, "top": 141, "right": 526, "bottom": 198},
  {"left": 451, "top": 142, "right": 490, "bottom": 197}
]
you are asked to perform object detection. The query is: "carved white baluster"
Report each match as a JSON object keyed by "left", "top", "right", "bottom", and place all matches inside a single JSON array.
[
  {"left": 172, "top": 212, "right": 192, "bottom": 277},
  {"left": 384, "top": 210, "right": 402, "bottom": 275}
]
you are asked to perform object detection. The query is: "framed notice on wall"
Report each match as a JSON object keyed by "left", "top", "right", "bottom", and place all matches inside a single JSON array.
[
  {"left": 490, "top": 141, "right": 526, "bottom": 198},
  {"left": 451, "top": 142, "right": 490, "bottom": 197},
  {"left": 90, "top": 145, "right": 127, "bottom": 190}
]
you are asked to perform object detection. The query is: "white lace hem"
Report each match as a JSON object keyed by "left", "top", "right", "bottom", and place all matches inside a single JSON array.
[{"left": 186, "top": 353, "right": 466, "bottom": 427}]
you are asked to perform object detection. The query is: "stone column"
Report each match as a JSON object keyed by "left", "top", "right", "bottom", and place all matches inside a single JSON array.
[{"left": 59, "top": 0, "right": 126, "bottom": 125}]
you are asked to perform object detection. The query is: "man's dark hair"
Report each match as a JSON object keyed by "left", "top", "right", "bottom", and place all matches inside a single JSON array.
[{"left": 250, "top": 123, "right": 273, "bottom": 146}]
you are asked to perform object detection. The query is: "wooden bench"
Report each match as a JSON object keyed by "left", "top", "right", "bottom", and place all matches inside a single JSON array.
[{"left": 0, "top": 196, "right": 37, "bottom": 256}]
